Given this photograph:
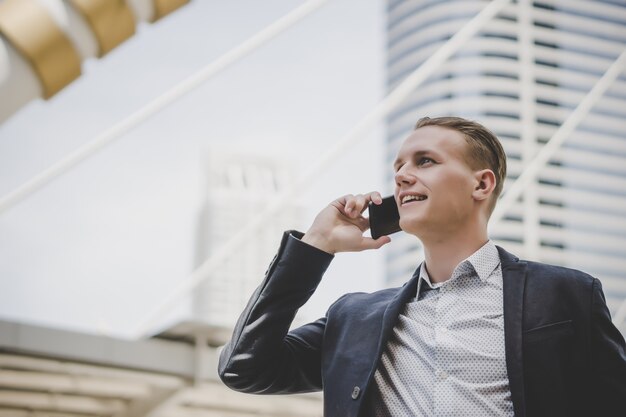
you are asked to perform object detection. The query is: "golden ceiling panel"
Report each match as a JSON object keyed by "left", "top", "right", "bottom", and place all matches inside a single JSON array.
[
  {"left": 0, "top": 0, "right": 81, "bottom": 98},
  {"left": 69, "top": 0, "right": 135, "bottom": 57},
  {"left": 153, "top": 0, "right": 190, "bottom": 22}
]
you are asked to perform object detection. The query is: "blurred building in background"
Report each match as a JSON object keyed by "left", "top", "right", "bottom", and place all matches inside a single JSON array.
[
  {"left": 384, "top": 0, "right": 626, "bottom": 329},
  {"left": 193, "top": 151, "right": 302, "bottom": 329}
]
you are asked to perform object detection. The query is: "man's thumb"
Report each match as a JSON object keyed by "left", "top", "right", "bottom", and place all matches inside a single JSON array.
[{"left": 360, "top": 236, "right": 391, "bottom": 251}]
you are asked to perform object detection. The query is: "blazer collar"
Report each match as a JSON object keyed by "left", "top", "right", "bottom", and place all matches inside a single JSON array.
[
  {"left": 380, "top": 264, "right": 421, "bottom": 342},
  {"left": 497, "top": 245, "right": 528, "bottom": 417},
  {"left": 358, "top": 264, "right": 420, "bottom": 415}
]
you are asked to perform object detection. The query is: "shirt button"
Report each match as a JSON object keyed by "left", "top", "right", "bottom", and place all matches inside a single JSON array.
[
  {"left": 439, "top": 327, "right": 448, "bottom": 334},
  {"left": 436, "top": 370, "right": 448, "bottom": 380},
  {"left": 351, "top": 386, "right": 360, "bottom": 400}
]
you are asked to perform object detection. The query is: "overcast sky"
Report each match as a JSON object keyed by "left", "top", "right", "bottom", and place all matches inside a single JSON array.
[{"left": 0, "top": 0, "right": 397, "bottom": 339}]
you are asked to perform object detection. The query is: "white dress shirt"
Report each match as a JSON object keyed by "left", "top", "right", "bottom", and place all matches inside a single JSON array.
[{"left": 371, "top": 240, "right": 514, "bottom": 416}]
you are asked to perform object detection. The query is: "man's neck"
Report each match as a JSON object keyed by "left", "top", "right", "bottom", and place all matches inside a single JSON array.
[{"left": 421, "top": 226, "right": 489, "bottom": 284}]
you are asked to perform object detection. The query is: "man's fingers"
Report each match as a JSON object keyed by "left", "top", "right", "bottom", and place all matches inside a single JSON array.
[
  {"left": 336, "top": 194, "right": 354, "bottom": 215},
  {"left": 359, "top": 235, "right": 391, "bottom": 251},
  {"left": 343, "top": 194, "right": 364, "bottom": 217},
  {"left": 354, "top": 195, "right": 368, "bottom": 215},
  {"left": 347, "top": 192, "right": 383, "bottom": 217},
  {"left": 336, "top": 191, "right": 383, "bottom": 220},
  {"left": 366, "top": 191, "right": 383, "bottom": 205}
]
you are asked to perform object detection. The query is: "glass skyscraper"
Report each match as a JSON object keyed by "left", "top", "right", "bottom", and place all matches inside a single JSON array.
[{"left": 384, "top": 0, "right": 626, "bottom": 330}]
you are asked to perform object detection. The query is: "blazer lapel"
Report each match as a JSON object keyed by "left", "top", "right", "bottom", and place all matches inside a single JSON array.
[
  {"left": 357, "top": 265, "right": 420, "bottom": 415},
  {"left": 377, "top": 270, "right": 420, "bottom": 356},
  {"left": 498, "top": 246, "right": 527, "bottom": 417}
]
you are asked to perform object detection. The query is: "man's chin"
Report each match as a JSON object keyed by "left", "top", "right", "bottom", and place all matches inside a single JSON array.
[{"left": 399, "top": 216, "right": 427, "bottom": 236}]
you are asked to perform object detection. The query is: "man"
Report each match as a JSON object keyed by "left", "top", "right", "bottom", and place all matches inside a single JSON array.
[{"left": 218, "top": 116, "right": 626, "bottom": 416}]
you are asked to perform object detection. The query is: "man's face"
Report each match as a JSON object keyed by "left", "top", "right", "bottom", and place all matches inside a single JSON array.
[{"left": 393, "top": 125, "right": 478, "bottom": 238}]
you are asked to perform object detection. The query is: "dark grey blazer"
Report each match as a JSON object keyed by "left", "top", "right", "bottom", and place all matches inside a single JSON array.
[{"left": 219, "top": 231, "right": 626, "bottom": 417}]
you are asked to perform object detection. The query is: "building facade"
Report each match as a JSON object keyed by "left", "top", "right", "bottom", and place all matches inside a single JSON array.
[{"left": 384, "top": 0, "right": 626, "bottom": 326}]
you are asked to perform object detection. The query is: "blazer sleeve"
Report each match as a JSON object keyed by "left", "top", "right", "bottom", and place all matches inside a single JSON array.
[
  {"left": 218, "top": 230, "right": 334, "bottom": 394},
  {"left": 589, "top": 277, "right": 626, "bottom": 414}
]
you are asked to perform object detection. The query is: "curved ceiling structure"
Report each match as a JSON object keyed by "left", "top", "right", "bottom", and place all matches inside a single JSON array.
[{"left": 0, "top": 0, "right": 190, "bottom": 123}]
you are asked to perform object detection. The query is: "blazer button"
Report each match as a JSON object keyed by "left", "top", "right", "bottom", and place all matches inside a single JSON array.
[{"left": 351, "top": 386, "right": 360, "bottom": 400}]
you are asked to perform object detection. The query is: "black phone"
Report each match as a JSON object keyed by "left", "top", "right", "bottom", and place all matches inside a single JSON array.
[{"left": 368, "top": 195, "right": 401, "bottom": 239}]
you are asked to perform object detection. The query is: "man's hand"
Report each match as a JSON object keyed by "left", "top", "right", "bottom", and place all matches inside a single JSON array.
[{"left": 301, "top": 191, "right": 392, "bottom": 254}]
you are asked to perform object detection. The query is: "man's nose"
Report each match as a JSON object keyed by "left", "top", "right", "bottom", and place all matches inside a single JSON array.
[{"left": 394, "top": 168, "right": 416, "bottom": 187}]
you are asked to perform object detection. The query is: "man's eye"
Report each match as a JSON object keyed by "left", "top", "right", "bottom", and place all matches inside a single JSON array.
[{"left": 418, "top": 157, "right": 434, "bottom": 165}]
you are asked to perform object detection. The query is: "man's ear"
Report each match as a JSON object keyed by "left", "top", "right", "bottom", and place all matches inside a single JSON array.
[{"left": 472, "top": 169, "right": 496, "bottom": 201}]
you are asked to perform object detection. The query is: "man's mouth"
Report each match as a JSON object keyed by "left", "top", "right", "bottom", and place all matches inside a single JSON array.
[{"left": 401, "top": 194, "right": 427, "bottom": 205}]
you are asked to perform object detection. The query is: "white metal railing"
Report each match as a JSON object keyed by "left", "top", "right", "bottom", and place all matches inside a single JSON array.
[{"left": 0, "top": 0, "right": 330, "bottom": 215}]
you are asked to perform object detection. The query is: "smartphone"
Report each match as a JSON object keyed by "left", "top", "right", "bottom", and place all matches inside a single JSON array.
[{"left": 368, "top": 195, "right": 401, "bottom": 239}]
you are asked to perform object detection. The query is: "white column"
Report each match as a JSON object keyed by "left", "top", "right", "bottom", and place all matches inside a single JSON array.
[{"left": 518, "top": 0, "right": 540, "bottom": 260}]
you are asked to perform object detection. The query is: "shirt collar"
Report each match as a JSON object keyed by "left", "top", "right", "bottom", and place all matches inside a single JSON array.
[
  {"left": 464, "top": 240, "right": 500, "bottom": 282},
  {"left": 417, "top": 240, "right": 500, "bottom": 293},
  {"left": 418, "top": 263, "right": 439, "bottom": 290}
]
